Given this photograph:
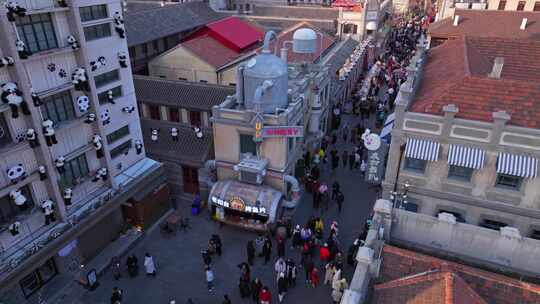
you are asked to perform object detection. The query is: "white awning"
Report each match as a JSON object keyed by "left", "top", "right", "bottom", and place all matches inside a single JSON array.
[
  {"left": 448, "top": 144, "right": 485, "bottom": 169},
  {"left": 380, "top": 122, "right": 393, "bottom": 139},
  {"left": 405, "top": 138, "right": 440, "bottom": 161},
  {"left": 497, "top": 152, "right": 538, "bottom": 178}
]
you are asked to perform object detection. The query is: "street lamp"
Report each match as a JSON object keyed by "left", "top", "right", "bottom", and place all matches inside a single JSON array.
[{"left": 390, "top": 182, "right": 409, "bottom": 209}]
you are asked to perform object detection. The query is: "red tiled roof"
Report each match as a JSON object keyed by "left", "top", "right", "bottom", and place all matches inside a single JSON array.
[
  {"left": 428, "top": 10, "right": 540, "bottom": 41},
  {"left": 206, "top": 16, "right": 263, "bottom": 50},
  {"left": 181, "top": 35, "right": 243, "bottom": 68},
  {"left": 378, "top": 245, "right": 540, "bottom": 304},
  {"left": 372, "top": 271, "right": 487, "bottom": 304},
  {"left": 410, "top": 36, "right": 540, "bottom": 128}
]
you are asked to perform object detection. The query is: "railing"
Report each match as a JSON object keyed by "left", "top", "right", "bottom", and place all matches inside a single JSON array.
[{"left": 18, "top": 0, "right": 58, "bottom": 11}]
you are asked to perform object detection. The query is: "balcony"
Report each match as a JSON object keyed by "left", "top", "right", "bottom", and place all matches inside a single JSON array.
[{"left": 17, "top": 0, "right": 67, "bottom": 13}]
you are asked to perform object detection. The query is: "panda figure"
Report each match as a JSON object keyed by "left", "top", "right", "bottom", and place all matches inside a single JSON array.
[
  {"left": 71, "top": 67, "right": 89, "bottom": 91},
  {"left": 66, "top": 35, "right": 79, "bottom": 50},
  {"left": 194, "top": 126, "right": 203, "bottom": 139},
  {"left": 63, "top": 188, "right": 72, "bottom": 206},
  {"left": 150, "top": 129, "right": 159, "bottom": 142},
  {"left": 31, "top": 88, "right": 43, "bottom": 107},
  {"left": 170, "top": 128, "right": 179, "bottom": 141},
  {"left": 41, "top": 200, "right": 55, "bottom": 225},
  {"left": 9, "top": 189, "right": 27, "bottom": 210},
  {"left": 55, "top": 156, "right": 66, "bottom": 174},
  {"left": 57, "top": 0, "right": 68, "bottom": 8},
  {"left": 42, "top": 119, "right": 58, "bottom": 146},
  {"left": 26, "top": 128, "right": 39, "bottom": 148},
  {"left": 9, "top": 221, "right": 20, "bottom": 236},
  {"left": 122, "top": 106, "right": 135, "bottom": 114},
  {"left": 6, "top": 164, "right": 26, "bottom": 184},
  {"left": 92, "top": 167, "right": 108, "bottom": 182},
  {"left": 135, "top": 139, "right": 143, "bottom": 155},
  {"left": 1, "top": 82, "right": 31, "bottom": 118},
  {"left": 113, "top": 12, "right": 125, "bottom": 39},
  {"left": 118, "top": 51, "right": 128, "bottom": 68},
  {"left": 15, "top": 39, "right": 30, "bottom": 59},
  {"left": 76, "top": 95, "right": 90, "bottom": 113},
  {"left": 89, "top": 56, "right": 106, "bottom": 72},
  {"left": 84, "top": 113, "right": 96, "bottom": 124},
  {"left": 0, "top": 56, "right": 14, "bottom": 68},
  {"left": 91, "top": 134, "right": 104, "bottom": 159},
  {"left": 100, "top": 109, "right": 110, "bottom": 126},
  {"left": 38, "top": 165, "right": 47, "bottom": 181},
  {"left": 4, "top": 1, "right": 26, "bottom": 22},
  {"left": 106, "top": 90, "right": 115, "bottom": 104}
]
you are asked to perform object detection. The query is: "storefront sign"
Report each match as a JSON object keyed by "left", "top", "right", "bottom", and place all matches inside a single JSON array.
[
  {"left": 365, "top": 143, "right": 387, "bottom": 184},
  {"left": 211, "top": 196, "right": 267, "bottom": 214},
  {"left": 261, "top": 126, "right": 304, "bottom": 138}
]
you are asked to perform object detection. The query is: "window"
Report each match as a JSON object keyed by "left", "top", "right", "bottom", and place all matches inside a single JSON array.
[
  {"left": 535, "top": 1, "right": 540, "bottom": 11},
  {"left": 438, "top": 210, "right": 465, "bottom": 223},
  {"left": 152, "top": 40, "right": 159, "bottom": 53},
  {"left": 79, "top": 5, "right": 108, "bottom": 22},
  {"left": 246, "top": 3, "right": 251, "bottom": 10},
  {"left": 404, "top": 158, "right": 426, "bottom": 173},
  {"left": 497, "top": 0, "right": 506, "bottom": 10},
  {"left": 480, "top": 219, "right": 507, "bottom": 231},
  {"left": 529, "top": 229, "right": 540, "bottom": 240},
  {"left": 41, "top": 91, "right": 76, "bottom": 124},
  {"left": 97, "top": 86, "right": 122, "bottom": 105},
  {"left": 15, "top": 13, "right": 58, "bottom": 53},
  {"left": 94, "top": 70, "right": 119, "bottom": 88},
  {"left": 19, "top": 259, "right": 57, "bottom": 298},
  {"left": 495, "top": 173, "right": 522, "bottom": 190},
  {"left": 189, "top": 111, "right": 201, "bottom": 127},
  {"left": 199, "top": 80, "right": 208, "bottom": 83},
  {"left": 0, "top": 114, "right": 13, "bottom": 148},
  {"left": 148, "top": 104, "right": 161, "bottom": 120},
  {"left": 229, "top": 83, "right": 236, "bottom": 86},
  {"left": 110, "top": 140, "right": 132, "bottom": 158},
  {"left": 516, "top": 0, "right": 526, "bottom": 10},
  {"left": 0, "top": 185, "right": 33, "bottom": 225},
  {"left": 169, "top": 107, "right": 180, "bottom": 122},
  {"left": 447, "top": 165, "right": 473, "bottom": 182},
  {"left": 178, "top": 77, "right": 187, "bottom": 81},
  {"left": 62, "top": 154, "right": 90, "bottom": 187},
  {"left": 83, "top": 23, "right": 111, "bottom": 41},
  {"left": 106, "top": 125, "right": 130, "bottom": 144},
  {"left": 182, "top": 166, "right": 200, "bottom": 194},
  {"left": 240, "top": 134, "right": 256, "bottom": 156}
]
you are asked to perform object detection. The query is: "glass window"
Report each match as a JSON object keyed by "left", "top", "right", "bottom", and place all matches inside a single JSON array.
[
  {"left": 0, "top": 114, "right": 13, "bottom": 148},
  {"left": 240, "top": 134, "right": 256, "bottom": 155},
  {"left": 529, "top": 229, "right": 540, "bottom": 240},
  {"left": 495, "top": 174, "right": 522, "bottom": 190},
  {"left": 97, "top": 86, "right": 122, "bottom": 105},
  {"left": 41, "top": 91, "right": 76, "bottom": 124},
  {"left": 110, "top": 140, "right": 132, "bottom": 158},
  {"left": 15, "top": 13, "right": 58, "bottom": 53},
  {"left": 517, "top": 0, "right": 526, "bottom": 10},
  {"left": 535, "top": 1, "right": 540, "bottom": 11},
  {"left": 94, "top": 69, "right": 119, "bottom": 88},
  {"left": 83, "top": 23, "right": 111, "bottom": 41},
  {"left": 148, "top": 104, "right": 161, "bottom": 120},
  {"left": 0, "top": 185, "right": 33, "bottom": 225},
  {"left": 497, "top": 0, "right": 507, "bottom": 10},
  {"left": 480, "top": 219, "right": 507, "bottom": 231},
  {"left": 106, "top": 125, "right": 130, "bottom": 144},
  {"left": 19, "top": 259, "right": 57, "bottom": 298},
  {"left": 169, "top": 107, "right": 180, "bottom": 122},
  {"left": 79, "top": 5, "right": 108, "bottom": 22},
  {"left": 288, "top": 137, "right": 294, "bottom": 152},
  {"left": 404, "top": 158, "right": 426, "bottom": 173},
  {"left": 62, "top": 154, "right": 90, "bottom": 187},
  {"left": 447, "top": 165, "right": 473, "bottom": 182},
  {"left": 189, "top": 111, "right": 201, "bottom": 127}
]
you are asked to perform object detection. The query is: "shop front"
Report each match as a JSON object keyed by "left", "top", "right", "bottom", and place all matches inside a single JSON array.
[{"left": 209, "top": 180, "right": 283, "bottom": 231}]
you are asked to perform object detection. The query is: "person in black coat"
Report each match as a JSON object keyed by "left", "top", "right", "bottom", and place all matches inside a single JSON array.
[
  {"left": 277, "top": 272, "right": 288, "bottom": 303},
  {"left": 251, "top": 278, "right": 262, "bottom": 303},
  {"left": 263, "top": 237, "right": 272, "bottom": 265},
  {"left": 211, "top": 234, "right": 222, "bottom": 256},
  {"left": 247, "top": 240, "right": 255, "bottom": 266}
]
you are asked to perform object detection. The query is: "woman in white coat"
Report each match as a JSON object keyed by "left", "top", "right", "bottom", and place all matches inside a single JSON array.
[{"left": 144, "top": 253, "right": 156, "bottom": 276}]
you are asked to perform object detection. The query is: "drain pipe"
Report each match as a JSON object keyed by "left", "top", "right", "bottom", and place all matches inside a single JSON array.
[
  {"left": 282, "top": 174, "right": 302, "bottom": 208},
  {"left": 236, "top": 64, "right": 245, "bottom": 107},
  {"left": 204, "top": 160, "right": 217, "bottom": 185}
]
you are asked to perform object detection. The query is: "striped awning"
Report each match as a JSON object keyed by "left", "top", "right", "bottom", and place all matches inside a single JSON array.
[
  {"left": 448, "top": 145, "right": 485, "bottom": 169},
  {"left": 497, "top": 152, "right": 538, "bottom": 178},
  {"left": 405, "top": 138, "right": 440, "bottom": 161}
]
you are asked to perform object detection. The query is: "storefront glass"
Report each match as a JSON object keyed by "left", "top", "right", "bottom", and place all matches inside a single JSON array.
[{"left": 19, "top": 258, "right": 58, "bottom": 298}]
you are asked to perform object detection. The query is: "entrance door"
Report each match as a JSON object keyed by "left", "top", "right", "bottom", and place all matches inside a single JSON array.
[
  {"left": 182, "top": 166, "right": 199, "bottom": 194},
  {"left": 189, "top": 111, "right": 201, "bottom": 127}
]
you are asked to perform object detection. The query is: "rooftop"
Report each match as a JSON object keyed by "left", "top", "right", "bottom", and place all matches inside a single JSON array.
[
  {"left": 181, "top": 35, "right": 247, "bottom": 69},
  {"left": 327, "top": 38, "right": 360, "bottom": 98},
  {"left": 133, "top": 75, "right": 235, "bottom": 111},
  {"left": 410, "top": 36, "right": 540, "bottom": 128},
  {"left": 206, "top": 17, "right": 264, "bottom": 50},
  {"left": 374, "top": 245, "right": 540, "bottom": 304},
  {"left": 428, "top": 10, "right": 540, "bottom": 41},
  {"left": 251, "top": 5, "right": 340, "bottom": 20}
]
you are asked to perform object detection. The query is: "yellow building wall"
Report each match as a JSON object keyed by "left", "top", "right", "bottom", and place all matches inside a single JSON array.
[{"left": 148, "top": 46, "right": 218, "bottom": 83}]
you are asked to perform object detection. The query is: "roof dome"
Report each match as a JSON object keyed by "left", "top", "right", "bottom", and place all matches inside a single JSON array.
[{"left": 292, "top": 28, "right": 317, "bottom": 54}]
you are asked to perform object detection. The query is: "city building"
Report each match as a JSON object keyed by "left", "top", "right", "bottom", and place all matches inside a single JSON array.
[
  {"left": 125, "top": 1, "right": 225, "bottom": 74},
  {"left": 134, "top": 75, "right": 235, "bottom": 203},
  {"left": 435, "top": 0, "right": 540, "bottom": 20},
  {"left": 0, "top": 1, "right": 167, "bottom": 302}
]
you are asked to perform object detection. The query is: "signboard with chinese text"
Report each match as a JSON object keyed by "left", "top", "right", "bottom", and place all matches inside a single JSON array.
[
  {"left": 365, "top": 142, "right": 388, "bottom": 184},
  {"left": 261, "top": 126, "right": 304, "bottom": 138},
  {"left": 211, "top": 196, "right": 267, "bottom": 215}
]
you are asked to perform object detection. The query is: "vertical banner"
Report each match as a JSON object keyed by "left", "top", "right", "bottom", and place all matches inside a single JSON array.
[{"left": 365, "top": 143, "right": 387, "bottom": 184}]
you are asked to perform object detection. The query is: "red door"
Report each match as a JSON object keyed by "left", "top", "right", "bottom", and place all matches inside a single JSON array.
[{"left": 182, "top": 166, "right": 199, "bottom": 194}]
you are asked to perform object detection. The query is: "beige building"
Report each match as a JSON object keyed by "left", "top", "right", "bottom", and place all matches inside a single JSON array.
[{"left": 436, "top": 0, "right": 540, "bottom": 20}]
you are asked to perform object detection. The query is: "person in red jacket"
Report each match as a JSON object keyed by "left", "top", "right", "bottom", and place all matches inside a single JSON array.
[
  {"left": 260, "top": 285, "right": 272, "bottom": 304},
  {"left": 319, "top": 244, "right": 330, "bottom": 263},
  {"left": 310, "top": 268, "right": 320, "bottom": 288}
]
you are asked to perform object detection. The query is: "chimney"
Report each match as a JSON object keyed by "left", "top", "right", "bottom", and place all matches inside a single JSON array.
[
  {"left": 520, "top": 18, "right": 528, "bottom": 30},
  {"left": 453, "top": 15, "right": 460, "bottom": 26},
  {"left": 488, "top": 57, "right": 504, "bottom": 79}
]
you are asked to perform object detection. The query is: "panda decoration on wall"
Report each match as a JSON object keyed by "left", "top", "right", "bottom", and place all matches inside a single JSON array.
[
  {"left": 135, "top": 140, "right": 143, "bottom": 155},
  {"left": 71, "top": 67, "right": 89, "bottom": 91},
  {"left": 84, "top": 113, "right": 96, "bottom": 124},
  {"left": 4, "top": 1, "right": 26, "bottom": 22},
  {"left": 31, "top": 88, "right": 43, "bottom": 107},
  {"left": 113, "top": 12, "right": 125, "bottom": 39},
  {"left": 118, "top": 51, "right": 128, "bottom": 68},
  {"left": 150, "top": 129, "right": 159, "bottom": 142},
  {"left": 41, "top": 200, "right": 55, "bottom": 225},
  {"left": 9, "top": 189, "right": 27, "bottom": 210},
  {"left": 66, "top": 35, "right": 79, "bottom": 50},
  {"left": 55, "top": 156, "right": 66, "bottom": 175},
  {"left": 57, "top": 0, "right": 68, "bottom": 8},
  {"left": 38, "top": 165, "right": 47, "bottom": 181},
  {"left": 92, "top": 167, "right": 108, "bottom": 182},
  {"left": 89, "top": 56, "right": 106, "bottom": 72},
  {"left": 91, "top": 134, "right": 104, "bottom": 159},
  {"left": 194, "top": 126, "right": 203, "bottom": 139},
  {"left": 42, "top": 119, "right": 58, "bottom": 146},
  {"left": 15, "top": 39, "right": 30, "bottom": 59},
  {"left": 25, "top": 128, "right": 39, "bottom": 148},
  {"left": 106, "top": 90, "right": 115, "bottom": 104},
  {"left": 76, "top": 95, "right": 90, "bottom": 113},
  {"left": 170, "top": 128, "right": 179, "bottom": 142},
  {"left": 0, "top": 56, "right": 14, "bottom": 68},
  {"left": 9, "top": 221, "right": 20, "bottom": 236},
  {"left": 7, "top": 164, "right": 26, "bottom": 184},
  {"left": 100, "top": 109, "right": 110, "bottom": 126},
  {"left": 1, "top": 82, "right": 31, "bottom": 119},
  {"left": 121, "top": 106, "right": 135, "bottom": 114},
  {"left": 63, "top": 188, "right": 72, "bottom": 206}
]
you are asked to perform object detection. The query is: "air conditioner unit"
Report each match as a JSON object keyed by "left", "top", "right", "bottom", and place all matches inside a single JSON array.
[{"left": 235, "top": 157, "right": 268, "bottom": 185}]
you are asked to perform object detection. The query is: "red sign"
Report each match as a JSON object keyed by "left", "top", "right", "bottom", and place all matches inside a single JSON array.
[{"left": 261, "top": 126, "right": 304, "bottom": 138}]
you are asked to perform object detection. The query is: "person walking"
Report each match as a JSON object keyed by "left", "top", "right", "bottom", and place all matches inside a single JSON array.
[
  {"left": 277, "top": 272, "right": 287, "bottom": 303},
  {"left": 319, "top": 244, "right": 330, "bottom": 265},
  {"left": 310, "top": 268, "right": 320, "bottom": 288},
  {"left": 274, "top": 258, "right": 286, "bottom": 281},
  {"left": 324, "top": 262, "right": 336, "bottom": 285},
  {"left": 277, "top": 237, "right": 285, "bottom": 258},
  {"left": 263, "top": 237, "right": 272, "bottom": 265},
  {"left": 251, "top": 278, "right": 262, "bottom": 303},
  {"left": 286, "top": 258, "right": 297, "bottom": 287},
  {"left": 292, "top": 225, "right": 301, "bottom": 249},
  {"left": 211, "top": 234, "right": 222, "bottom": 256},
  {"left": 201, "top": 250, "right": 212, "bottom": 266},
  {"left": 259, "top": 286, "right": 271, "bottom": 304},
  {"left": 342, "top": 150, "right": 348, "bottom": 168},
  {"left": 301, "top": 253, "right": 314, "bottom": 284},
  {"left": 255, "top": 234, "right": 265, "bottom": 257},
  {"left": 144, "top": 253, "right": 156, "bottom": 276},
  {"left": 342, "top": 125, "right": 348, "bottom": 142},
  {"left": 331, "top": 153, "right": 339, "bottom": 172},
  {"left": 331, "top": 181, "right": 340, "bottom": 200},
  {"left": 205, "top": 266, "right": 215, "bottom": 292},
  {"left": 331, "top": 288, "right": 343, "bottom": 304},
  {"left": 247, "top": 240, "right": 255, "bottom": 266},
  {"left": 336, "top": 191, "right": 344, "bottom": 213},
  {"left": 222, "top": 295, "right": 232, "bottom": 304}
]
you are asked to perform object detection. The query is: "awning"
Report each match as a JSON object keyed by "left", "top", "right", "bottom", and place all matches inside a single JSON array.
[
  {"left": 380, "top": 112, "right": 395, "bottom": 139},
  {"left": 497, "top": 152, "right": 538, "bottom": 178},
  {"left": 405, "top": 138, "right": 440, "bottom": 161},
  {"left": 448, "top": 144, "right": 485, "bottom": 169}
]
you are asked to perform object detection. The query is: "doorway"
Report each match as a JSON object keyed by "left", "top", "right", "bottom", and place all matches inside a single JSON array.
[{"left": 182, "top": 166, "right": 200, "bottom": 194}]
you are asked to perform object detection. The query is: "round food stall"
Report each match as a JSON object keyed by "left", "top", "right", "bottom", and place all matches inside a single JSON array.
[{"left": 209, "top": 180, "right": 284, "bottom": 231}]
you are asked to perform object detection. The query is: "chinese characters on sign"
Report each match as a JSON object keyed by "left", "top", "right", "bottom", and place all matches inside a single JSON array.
[
  {"left": 211, "top": 196, "right": 267, "bottom": 214},
  {"left": 365, "top": 143, "right": 387, "bottom": 184},
  {"left": 261, "top": 126, "right": 304, "bottom": 138}
]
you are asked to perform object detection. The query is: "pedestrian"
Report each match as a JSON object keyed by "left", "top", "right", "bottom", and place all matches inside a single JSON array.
[
  {"left": 205, "top": 266, "right": 215, "bottom": 292},
  {"left": 347, "top": 239, "right": 361, "bottom": 266},
  {"left": 335, "top": 252, "right": 344, "bottom": 270},
  {"left": 332, "top": 269, "right": 342, "bottom": 289},
  {"left": 144, "top": 253, "right": 156, "bottom": 276},
  {"left": 277, "top": 236, "right": 285, "bottom": 257},
  {"left": 251, "top": 278, "right": 262, "bottom": 303},
  {"left": 222, "top": 295, "right": 232, "bottom": 304},
  {"left": 263, "top": 237, "right": 272, "bottom": 264},
  {"left": 292, "top": 225, "right": 301, "bottom": 249},
  {"left": 312, "top": 189, "right": 320, "bottom": 209},
  {"left": 286, "top": 258, "right": 297, "bottom": 287},
  {"left": 336, "top": 191, "right": 344, "bottom": 213},
  {"left": 277, "top": 272, "right": 287, "bottom": 303},
  {"left": 342, "top": 150, "right": 348, "bottom": 168},
  {"left": 259, "top": 286, "right": 271, "bottom": 304},
  {"left": 331, "top": 288, "right": 343, "bottom": 304},
  {"left": 247, "top": 241, "right": 255, "bottom": 266},
  {"left": 201, "top": 250, "right": 212, "bottom": 266},
  {"left": 304, "top": 150, "right": 311, "bottom": 169},
  {"left": 274, "top": 258, "right": 286, "bottom": 281},
  {"left": 110, "top": 287, "right": 122, "bottom": 304},
  {"left": 310, "top": 268, "right": 320, "bottom": 288},
  {"left": 331, "top": 181, "right": 340, "bottom": 200},
  {"left": 211, "top": 234, "right": 222, "bottom": 256},
  {"left": 255, "top": 234, "right": 265, "bottom": 257},
  {"left": 330, "top": 221, "right": 339, "bottom": 239},
  {"left": 301, "top": 253, "right": 314, "bottom": 284},
  {"left": 319, "top": 243, "right": 330, "bottom": 264},
  {"left": 320, "top": 189, "right": 329, "bottom": 212},
  {"left": 239, "top": 275, "right": 251, "bottom": 298}
]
